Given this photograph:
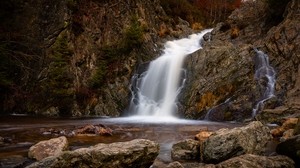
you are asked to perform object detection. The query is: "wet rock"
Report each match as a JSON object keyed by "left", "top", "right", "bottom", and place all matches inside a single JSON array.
[
  {"left": 0, "top": 155, "right": 33, "bottom": 168},
  {"left": 195, "top": 130, "right": 214, "bottom": 161},
  {"left": 171, "top": 139, "right": 200, "bottom": 161},
  {"left": 40, "top": 128, "right": 71, "bottom": 137},
  {"left": 181, "top": 162, "right": 216, "bottom": 168},
  {"left": 166, "top": 161, "right": 184, "bottom": 168},
  {"left": 270, "top": 118, "right": 298, "bottom": 138},
  {"left": 28, "top": 136, "right": 68, "bottom": 161},
  {"left": 276, "top": 135, "right": 300, "bottom": 166},
  {"left": 75, "top": 124, "right": 113, "bottom": 136},
  {"left": 180, "top": 0, "right": 300, "bottom": 123},
  {"left": 203, "top": 121, "right": 272, "bottom": 163},
  {"left": 217, "top": 154, "right": 295, "bottom": 168},
  {"left": 280, "top": 129, "right": 295, "bottom": 142},
  {"left": 195, "top": 130, "right": 213, "bottom": 142},
  {"left": 257, "top": 106, "right": 291, "bottom": 124},
  {"left": 26, "top": 139, "right": 159, "bottom": 168}
]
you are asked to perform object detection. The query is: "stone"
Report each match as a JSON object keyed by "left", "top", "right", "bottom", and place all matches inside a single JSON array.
[
  {"left": 171, "top": 139, "right": 200, "bottom": 161},
  {"left": 28, "top": 136, "right": 68, "bottom": 161},
  {"left": 195, "top": 130, "right": 214, "bottom": 161},
  {"left": 75, "top": 124, "right": 113, "bottom": 136},
  {"left": 181, "top": 162, "right": 216, "bottom": 168},
  {"left": 26, "top": 139, "right": 159, "bottom": 168},
  {"left": 270, "top": 118, "right": 298, "bottom": 138},
  {"left": 216, "top": 154, "right": 295, "bottom": 168},
  {"left": 166, "top": 161, "right": 184, "bottom": 168},
  {"left": 195, "top": 130, "right": 213, "bottom": 141},
  {"left": 276, "top": 135, "right": 300, "bottom": 165},
  {"left": 203, "top": 121, "right": 272, "bottom": 163},
  {"left": 280, "top": 129, "right": 294, "bottom": 142}
]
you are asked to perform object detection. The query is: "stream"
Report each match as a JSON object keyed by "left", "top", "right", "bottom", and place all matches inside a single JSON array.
[{"left": 0, "top": 115, "right": 241, "bottom": 167}]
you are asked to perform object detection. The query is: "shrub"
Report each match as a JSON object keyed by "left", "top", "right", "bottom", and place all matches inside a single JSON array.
[
  {"left": 122, "top": 16, "right": 144, "bottom": 53},
  {"left": 88, "top": 61, "right": 107, "bottom": 89},
  {"left": 40, "top": 31, "right": 74, "bottom": 116}
]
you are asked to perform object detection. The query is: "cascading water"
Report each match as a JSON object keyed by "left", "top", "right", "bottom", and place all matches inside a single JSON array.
[
  {"left": 252, "top": 48, "right": 276, "bottom": 118},
  {"left": 129, "top": 29, "right": 213, "bottom": 119}
]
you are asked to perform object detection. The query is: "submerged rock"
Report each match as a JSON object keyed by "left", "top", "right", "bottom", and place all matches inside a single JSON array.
[
  {"left": 171, "top": 139, "right": 200, "bottom": 161},
  {"left": 28, "top": 136, "right": 68, "bottom": 161},
  {"left": 75, "top": 124, "right": 113, "bottom": 136},
  {"left": 26, "top": 139, "right": 159, "bottom": 168},
  {"left": 203, "top": 121, "right": 271, "bottom": 163}
]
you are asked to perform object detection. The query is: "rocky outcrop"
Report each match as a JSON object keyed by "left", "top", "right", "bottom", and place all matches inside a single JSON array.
[
  {"left": 203, "top": 121, "right": 271, "bottom": 163},
  {"left": 0, "top": 0, "right": 186, "bottom": 117},
  {"left": 26, "top": 139, "right": 159, "bottom": 168},
  {"left": 180, "top": 0, "right": 300, "bottom": 121},
  {"left": 28, "top": 136, "right": 68, "bottom": 161},
  {"left": 171, "top": 139, "right": 200, "bottom": 161}
]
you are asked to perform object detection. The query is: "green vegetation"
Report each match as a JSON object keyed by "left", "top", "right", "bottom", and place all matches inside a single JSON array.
[
  {"left": 122, "top": 16, "right": 144, "bottom": 52},
  {"left": 0, "top": 43, "right": 13, "bottom": 87},
  {"left": 88, "top": 61, "right": 107, "bottom": 89},
  {"left": 40, "top": 31, "right": 74, "bottom": 116},
  {"left": 88, "top": 16, "right": 144, "bottom": 88}
]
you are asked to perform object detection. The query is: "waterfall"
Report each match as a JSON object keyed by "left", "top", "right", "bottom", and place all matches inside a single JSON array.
[
  {"left": 252, "top": 49, "right": 276, "bottom": 118},
  {"left": 129, "top": 29, "right": 213, "bottom": 118}
]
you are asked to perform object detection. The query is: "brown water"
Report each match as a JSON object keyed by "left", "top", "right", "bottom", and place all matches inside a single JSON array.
[{"left": 0, "top": 115, "right": 241, "bottom": 167}]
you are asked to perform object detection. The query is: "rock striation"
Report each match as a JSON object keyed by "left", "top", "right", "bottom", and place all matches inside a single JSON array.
[
  {"left": 26, "top": 139, "right": 159, "bottom": 168},
  {"left": 203, "top": 121, "right": 271, "bottom": 163},
  {"left": 28, "top": 136, "right": 68, "bottom": 161},
  {"left": 180, "top": 0, "right": 300, "bottom": 121}
]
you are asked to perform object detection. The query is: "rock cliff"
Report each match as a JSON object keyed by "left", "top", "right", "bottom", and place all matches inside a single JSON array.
[
  {"left": 180, "top": 0, "right": 299, "bottom": 121},
  {"left": 0, "top": 0, "right": 189, "bottom": 116}
]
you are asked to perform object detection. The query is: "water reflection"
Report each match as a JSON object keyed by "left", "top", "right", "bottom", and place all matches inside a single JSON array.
[{"left": 0, "top": 116, "right": 241, "bottom": 165}]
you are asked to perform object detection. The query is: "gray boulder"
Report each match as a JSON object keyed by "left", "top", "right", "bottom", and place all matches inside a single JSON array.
[
  {"left": 28, "top": 136, "right": 68, "bottom": 161},
  {"left": 26, "top": 139, "right": 159, "bottom": 168},
  {"left": 203, "top": 121, "right": 272, "bottom": 163},
  {"left": 217, "top": 154, "right": 295, "bottom": 168},
  {"left": 171, "top": 139, "right": 200, "bottom": 161}
]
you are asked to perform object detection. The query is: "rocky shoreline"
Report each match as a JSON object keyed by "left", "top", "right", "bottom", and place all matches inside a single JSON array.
[{"left": 17, "top": 119, "right": 298, "bottom": 168}]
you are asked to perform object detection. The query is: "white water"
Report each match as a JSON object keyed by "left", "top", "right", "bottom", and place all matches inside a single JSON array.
[
  {"left": 252, "top": 49, "right": 276, "bottom": 117},
  {"left": 129, "top": 29, "right": 213, "bottom": 119}
]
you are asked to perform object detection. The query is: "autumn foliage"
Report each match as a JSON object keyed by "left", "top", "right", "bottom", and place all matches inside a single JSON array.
[{"left": 160, "top": 0, "right": 242, "bottom": 27}]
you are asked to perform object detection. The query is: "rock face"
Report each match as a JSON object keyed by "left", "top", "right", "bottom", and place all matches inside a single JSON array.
[
  {"left": 179, "top": 0, "right": 300, "bottom": 121},
  {"left": 171, "top": 139, "right": 200, "bottom": 161},
  {"left": 0, "top": 0, "right": 184, "bottom": 117},
  {"left": 276, "top": 135, "right": 300, "bottom": 165},
  {"left": 26, "top": 139, "right": 159, "bottom": 168},
  {"left": 28, "top": 136, "right": 68, "bottom": 161},
  {"left": 203, "top": 121, "right": 272, "bottom": 163},
  {"left": 217, "top": 154, "right": 295, "bottom": 168}
]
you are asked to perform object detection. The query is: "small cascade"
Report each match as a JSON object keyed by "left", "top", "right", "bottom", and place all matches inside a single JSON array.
[
  {"left": 129, "top": 29, "right": 213, "bottom": 118},
  {"left": 252, "top": 49, "right": 276, "bottom": 118}
]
